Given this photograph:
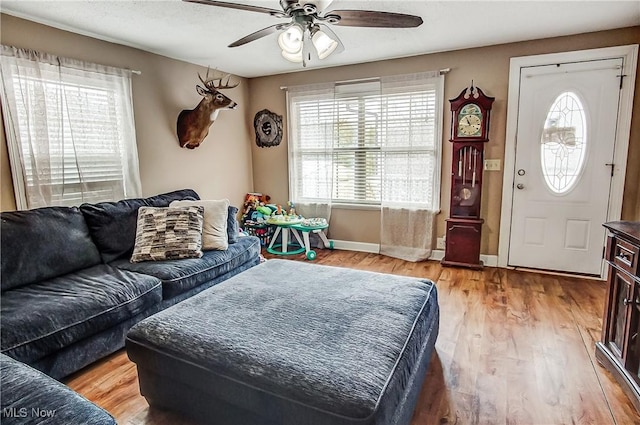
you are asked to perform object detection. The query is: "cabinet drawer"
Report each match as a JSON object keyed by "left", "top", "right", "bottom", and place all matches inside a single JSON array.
[{"left": 613, "top": 237, "right": 639, "bottom": 277}]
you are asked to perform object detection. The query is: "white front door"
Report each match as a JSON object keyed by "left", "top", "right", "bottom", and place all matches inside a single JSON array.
[{"left": 508, "top": 58, "right": 623, "bottom": 275}]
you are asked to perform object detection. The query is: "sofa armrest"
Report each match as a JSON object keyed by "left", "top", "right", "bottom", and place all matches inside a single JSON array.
[{"left": 0, "top": 354, "right": 116, "bottom": 425}]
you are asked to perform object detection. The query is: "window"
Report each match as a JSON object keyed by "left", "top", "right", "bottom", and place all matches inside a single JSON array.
[
  {"left": 0, "top": 46, "right": 141, "bottom": 209},
  {"left": 287, "top": 72, "right": 443, "bottom": 209},
  {"left": 540, "top": 91, "right": 587, "bottom": 194}
]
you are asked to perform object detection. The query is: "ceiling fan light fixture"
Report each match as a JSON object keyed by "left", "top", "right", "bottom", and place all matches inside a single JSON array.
[
  {"left": 277, "top": 25, "right": 304, "bottom": 54},
  {"left": 281, "top": 49, "right": 303, "bottom": 63},
  {"left": 185, "top": 0, "right": 425, "bottom": 67},
  {"left": 311, "top": 29, "right": 338, "bottom": 60}
]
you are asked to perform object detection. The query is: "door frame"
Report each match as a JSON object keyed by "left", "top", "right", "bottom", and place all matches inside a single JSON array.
[{"left": 497, "top": 45, "right": 638, "bottom": 275}]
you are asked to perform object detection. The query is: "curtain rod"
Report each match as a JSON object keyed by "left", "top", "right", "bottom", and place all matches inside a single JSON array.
[
  {"left": 280, "top": 68, "right": 451, "bottom": 90},
  {"left": 130, "top": 70, "right": 142, "bottom": 75}
]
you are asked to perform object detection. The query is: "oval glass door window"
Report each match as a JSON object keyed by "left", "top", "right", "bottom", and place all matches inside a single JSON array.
[{"left": 540, "top": 91, "right": 587, "bottom": 194}]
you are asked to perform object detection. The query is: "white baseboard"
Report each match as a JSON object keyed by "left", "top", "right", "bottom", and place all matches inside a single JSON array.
[
  {"left": 331, "top": 241, "right": 498, "bottom": 267},
  {"left": 480, "top": 254, "right": 500, "bottom": 268},
  {"left": 428, "top": 249, "right": 445, "bottom": 261},
  {"left": 331, "top": 240, "right": 380, "bottom": 254},
  {"left": 428, "top": 249, "right": 498, "bottom": 267}
]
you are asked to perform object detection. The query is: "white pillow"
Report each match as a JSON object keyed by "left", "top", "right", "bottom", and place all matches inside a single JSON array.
[{"left": 170, "top": 199, "right": 229, "bottom": 250}]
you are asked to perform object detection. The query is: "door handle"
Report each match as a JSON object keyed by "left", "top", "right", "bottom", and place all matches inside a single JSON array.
[
  {"left": 606, "top": 163, "right": 614, "bottom": 177},
  {"left": 516, "top": 183, "right": 524, "bottom": 190}
]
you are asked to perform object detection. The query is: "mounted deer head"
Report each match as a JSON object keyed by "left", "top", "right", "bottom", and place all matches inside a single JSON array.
[{"left": 176, "top": 68, "right": 239, "bottom": 149}]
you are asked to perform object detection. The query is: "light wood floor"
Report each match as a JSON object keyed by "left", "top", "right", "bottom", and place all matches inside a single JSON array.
[{"left": 65, "top": 249, "right": 640, "bottom": 424}]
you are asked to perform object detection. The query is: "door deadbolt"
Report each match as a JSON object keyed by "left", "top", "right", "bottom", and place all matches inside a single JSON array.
[
  {"left": 516, "top": 183, "right": 525, "bottom": 190},
  {"left": 517, "top": 169, "right": 526, "bottom": 176}
]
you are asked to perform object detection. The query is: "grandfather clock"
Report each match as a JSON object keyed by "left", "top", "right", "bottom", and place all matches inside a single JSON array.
[{"left": 442, "top": 85, "right": 494, "bottom": 269}]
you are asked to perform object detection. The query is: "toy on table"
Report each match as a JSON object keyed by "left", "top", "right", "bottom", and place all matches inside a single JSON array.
[
  {"left": 287, "top": 201, "right": 296, "bottom": 217},
  {"left": 266, "top": 214, "right": 304, "bottom": 225},
  {"left": 267, "top": 201, "right": 303, "bottom": 225},
  {"left": 301, "top": 217, "right": 327, "bottom": 227}
]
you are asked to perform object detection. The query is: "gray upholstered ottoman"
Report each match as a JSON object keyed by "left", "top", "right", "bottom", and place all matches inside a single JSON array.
[{"left": 126, "top": 259, "right": 439, "bottom": 425}]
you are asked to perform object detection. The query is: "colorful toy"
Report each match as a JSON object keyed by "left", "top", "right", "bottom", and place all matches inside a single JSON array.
[
  {"left": 256, "top": 205, "right": 272, "bottom": 216},
  {"left": 241, "top": 192, "right": 273, "bottom": 228},
  {"left": 287, "top": 200, "right": 296, "bottom": 217},
  {"left": 302, "top": 217, "right": 327, "bottom": 227}
]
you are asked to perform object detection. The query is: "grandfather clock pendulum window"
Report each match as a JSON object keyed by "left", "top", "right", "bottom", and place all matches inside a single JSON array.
[{"left": 442, "top": 84, "right": 494, "bottom": 269}]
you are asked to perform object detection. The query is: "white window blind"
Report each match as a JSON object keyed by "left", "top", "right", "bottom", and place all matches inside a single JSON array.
[
  {"left": 288, "top": 72, "right": 443, "bottom": 209},
  {"left": 288, "top": 83, "right": 335, "bottom": 203},
  {"left": 0, "top": 45, "right": 141, "bottom": 209}
]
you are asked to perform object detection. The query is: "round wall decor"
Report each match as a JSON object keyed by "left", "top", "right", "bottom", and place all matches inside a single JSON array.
[{"left": 254, "top": 109, "right": 283, "bottom": 148}]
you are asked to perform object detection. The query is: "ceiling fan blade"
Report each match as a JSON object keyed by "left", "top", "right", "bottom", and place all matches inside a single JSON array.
[
  {"left": 183, "top": 0, "right": 286, "bottom": 17},
  {"left": 328, "top": 10, "right": 423, "bottom": 28},
  {"left": 315, "top": 0, "right": 334, "bottom": 12},
  {"left": 228, "top": 24, "right": 283, "bottom": 47}
]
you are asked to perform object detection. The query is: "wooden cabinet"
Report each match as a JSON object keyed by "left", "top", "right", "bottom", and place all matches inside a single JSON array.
[
  {"left": 443, "top": 217, "right": 483, "bottom": 269},
  {"left": 597, "top": 221, "right": 640, "bottom": 412}
]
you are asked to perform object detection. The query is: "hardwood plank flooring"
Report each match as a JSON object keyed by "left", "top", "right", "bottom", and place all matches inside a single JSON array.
[{"left": 65, "top": 249, "right": 640, "bottom": 424}]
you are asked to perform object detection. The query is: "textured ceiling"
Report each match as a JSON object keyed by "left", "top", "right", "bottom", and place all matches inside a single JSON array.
[{"left": 2, "top": 0, "right": 639, "bottom": 78}]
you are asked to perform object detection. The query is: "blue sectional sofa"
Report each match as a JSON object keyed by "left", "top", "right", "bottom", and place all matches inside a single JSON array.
[
  {"left": 0, "top": 189, "right": 261, "bottom": 380},
  {"left": 0, "top": 353, "right": 116, "bottom": 424}
]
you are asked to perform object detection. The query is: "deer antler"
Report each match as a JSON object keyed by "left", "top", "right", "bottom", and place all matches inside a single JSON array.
[
  {"left": 198, "top": 67, "right": 239, "bottom": 91},
  {"left": 212, "top": 74, "right": 239, "bottom": 90}
]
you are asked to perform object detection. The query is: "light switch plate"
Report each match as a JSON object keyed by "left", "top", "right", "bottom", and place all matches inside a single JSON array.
[{"left": 484, "top": 159, "right": 501, "bottom": 171}]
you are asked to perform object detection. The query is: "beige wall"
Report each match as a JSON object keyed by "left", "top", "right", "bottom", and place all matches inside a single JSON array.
[
  {"left": 249, "top": 26, "right": 640, "bottom": 254},
  {"left": 1, "top": 15, "right": 638, "bottom": 256},
  {"left": 0, "top": 14, "right": 254, "bottom": 211},
  {"left": 0, "top": 116, "right": 14, "bottom": 210}
]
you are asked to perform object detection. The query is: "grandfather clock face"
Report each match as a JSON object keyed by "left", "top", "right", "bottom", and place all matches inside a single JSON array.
[{"left": 457, "top": 103, "right": 483, "bottom": 138}]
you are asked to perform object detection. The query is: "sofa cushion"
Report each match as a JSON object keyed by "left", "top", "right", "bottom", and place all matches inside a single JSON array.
[
  {"left": 131, "top": 206, "right": 205, "bottom": 263},
  {"left": 227, "top": 206, "right": 239, "bottom": 244},
  {"left": 145, "top": 189, "right": 200, "bottom": 207},
  {"left": 1, "top": 207, "right": 102, "bottom": 292},
  {"left": 170, "top": 199, "right": 229, "bottom": 251},
  {"left": 1, "top": 264, "right": 162, "bottom": 363},
  {"left": 1, "top": 354, "right": 116, "bottom": 425},
  {"left": 113, "top": 236, "right": 261, "bottom": 300},
  {"left": 81, "top": 189, "right": 200, "bottom": 263}
]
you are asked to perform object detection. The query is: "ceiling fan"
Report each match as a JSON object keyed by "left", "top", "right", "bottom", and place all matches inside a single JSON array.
[{"left": 183, "top": 0, "right": 423, "bottom": 66}]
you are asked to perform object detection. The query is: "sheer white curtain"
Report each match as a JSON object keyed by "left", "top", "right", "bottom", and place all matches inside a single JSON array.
[
  {"left": 0, "top": 45, "right": 141, "bottom": 209},
  {"left": 379, "top": 71, "right": 444, "bottom": 261},
  {"left": 287, "top": 83, "right": 335, "bottom": 226}
]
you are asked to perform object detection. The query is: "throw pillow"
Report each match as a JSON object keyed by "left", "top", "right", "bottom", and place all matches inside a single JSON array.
[
  {"left": 131, "top": 206, "right": 204, "bottom": 263},
  {"left": 227, "top": 205, "right": 239, "bottom": 244},
  {"left": 170, "top": 199, "right": 229, "bottom": 250}
]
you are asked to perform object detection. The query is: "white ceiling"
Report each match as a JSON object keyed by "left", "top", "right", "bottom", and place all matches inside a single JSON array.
[{"left": 2, "top": 1, "right": 639, "bottom": 78}]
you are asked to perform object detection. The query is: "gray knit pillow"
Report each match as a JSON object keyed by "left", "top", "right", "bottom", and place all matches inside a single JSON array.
[{"left": 130, "top": 206, "right": 204, "bottom": 263}]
